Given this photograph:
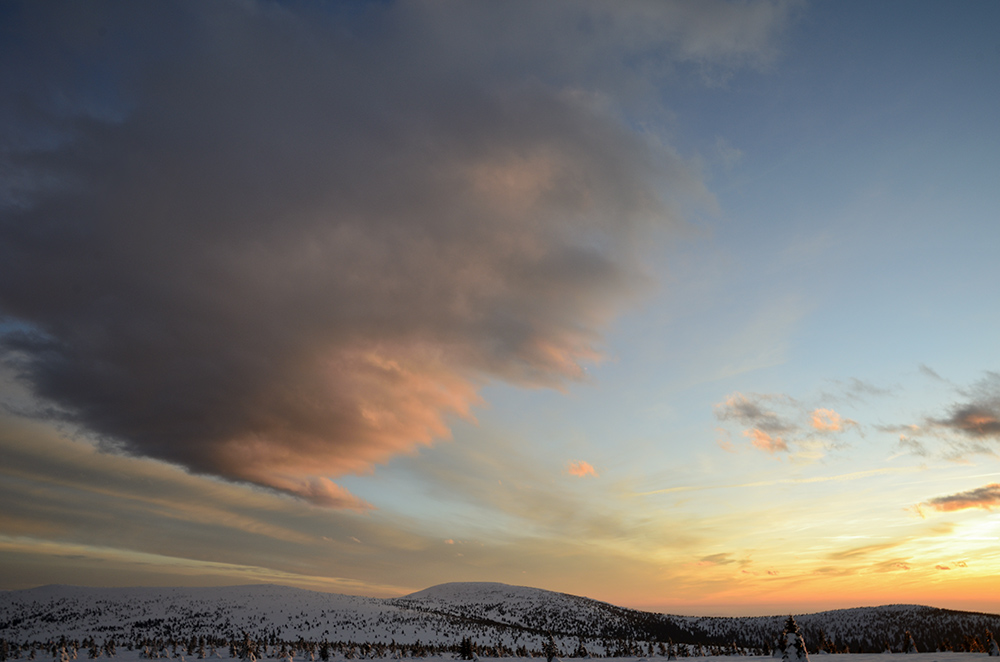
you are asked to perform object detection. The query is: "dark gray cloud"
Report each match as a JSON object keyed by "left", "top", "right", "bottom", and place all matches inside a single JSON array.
[
  {"left": 931, "top": 372, "right": 1000, "bottom": 439},
  {"left": 924, "top": 483, "right": 1000, "bottom": 512},
  {"left": 0, "top": 0, "right": 794, "bottom": 505},
  {"left": 714, "top": 392, "right": 797, "bottom": 433},
  {"left": 884, "top": 373, "right": 1000, "bottom": 461}
]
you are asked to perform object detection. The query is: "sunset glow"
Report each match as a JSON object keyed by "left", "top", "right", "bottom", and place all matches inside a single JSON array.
[{"left": 1, "top": 0, "right": 999, "bottom": 617}]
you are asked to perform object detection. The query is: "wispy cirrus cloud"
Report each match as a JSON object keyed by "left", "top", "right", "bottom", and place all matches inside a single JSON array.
[{"left": 0, "top": 1, "right": 796, "bottom": 506}]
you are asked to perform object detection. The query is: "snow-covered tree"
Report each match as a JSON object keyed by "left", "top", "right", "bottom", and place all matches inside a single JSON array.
[
  {"left": 780, "top": 617, "right": 808, "bottom": 662},
  {"left": 903, "top": 631, "right": 918, "bottom": 654},
  {"left": 986, "top": 632, "right": 999, "bottom": 657}
]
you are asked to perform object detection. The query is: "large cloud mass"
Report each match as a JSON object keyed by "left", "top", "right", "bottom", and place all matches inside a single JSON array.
[{"left": 0, "top": 0, "right": 793, "bottom": 506}]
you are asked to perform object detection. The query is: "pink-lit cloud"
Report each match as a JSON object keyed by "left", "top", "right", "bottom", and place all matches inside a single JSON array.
[
  {"left": 811, "top": 408, "right": 856, "bottom": 432},
  {"left": 0, "top": 1, "right": 795, "bottom": 506},
  {"left": 744, "top": 428, "right": 788, "bottom": 453},
  {"left": 568, "top": 461, "right": 599, "bottom": 478}
]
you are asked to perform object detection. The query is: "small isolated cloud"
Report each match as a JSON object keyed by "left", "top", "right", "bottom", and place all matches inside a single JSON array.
[
  {"left": 766, "top": 570, "right": 779, "bottom": 576},
  {"left": 744, "top": 428, "right": 788, "bottom": 453},
  {"left": 923, "top": 483, "right": 1000, "bottom": 512},
  {"left": 699, "top": 553, "right": 735, "bottom": 566},
  {"left": 935, "top": 565, "right": 951, "bottom": 571},
  {"left": 935, "top": 407, "right": 1000, "bottom": 438},
  {"left": 955, "top": 560, "right": 968, "bottom": 567},
  {"left": 893, "top": 563, "right": 911, "bottom": 571},
  {"left": 929, "top": 372, "right": 1000, "bottom": 443},
  {"left": 880, "top": 373, "right": 1000, "bottom": 461},
  {"left": 715, "top": 393, "right": 796, "bottom": 433},
  {"left": 444, "top": 539, "right": 455, "bottom": 545},
  {"left": 811, "top": 408, "right": 856, "bottom": 432},
  {"left": 567, "top": 460, "right": 599, "bottom": 478}
]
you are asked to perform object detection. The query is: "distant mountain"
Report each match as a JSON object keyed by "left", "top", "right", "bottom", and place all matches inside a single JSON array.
[{"left": 2, "top": 582, "right": 999, "bottom": 655}]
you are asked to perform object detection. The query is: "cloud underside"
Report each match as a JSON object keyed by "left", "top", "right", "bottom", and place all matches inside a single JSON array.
[
  {"left": 932, "top": 372, "right": 1000, "bottom": 440},
  {"left": 0, "top": 0, "right": 793, "bottom": 506},
  {"left": 891, "top": 372, "right": 1000, "bottom": 462},
  {"left": 925, "top": 483, "right": 1000, "bottom": 512}
]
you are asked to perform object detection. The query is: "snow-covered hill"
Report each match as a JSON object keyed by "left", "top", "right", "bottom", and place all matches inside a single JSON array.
[{"left": 2, "top": 582, "right": 999, "bottom": 655}]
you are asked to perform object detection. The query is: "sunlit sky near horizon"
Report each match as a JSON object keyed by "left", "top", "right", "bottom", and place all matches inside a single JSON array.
[{"left": 1, "top": 0, "right": 999, "bottom": 617}]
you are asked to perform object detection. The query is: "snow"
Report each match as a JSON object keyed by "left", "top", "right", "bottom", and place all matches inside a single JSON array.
[{"left": 2, "top": 583, "right": 999, "bottom": 657}]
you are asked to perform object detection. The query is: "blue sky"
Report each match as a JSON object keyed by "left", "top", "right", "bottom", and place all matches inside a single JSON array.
[{"left": 1, "top": 0, "right": 999, "bottom": 616}]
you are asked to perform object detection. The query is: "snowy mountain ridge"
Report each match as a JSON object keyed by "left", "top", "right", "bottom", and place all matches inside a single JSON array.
[{"left": 2, "top": 582, "right": 999, "bottom": 654}]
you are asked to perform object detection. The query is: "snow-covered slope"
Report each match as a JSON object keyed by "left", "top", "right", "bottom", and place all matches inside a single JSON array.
[
  {"left": 2, "top": 582, "right": 999, "bottom": 654},
  {"left": 671, "top": 604, "right": 1000, "bottom": 654},
  {"left": 392, "top": 582, "right": 659, "bottom": 640}
]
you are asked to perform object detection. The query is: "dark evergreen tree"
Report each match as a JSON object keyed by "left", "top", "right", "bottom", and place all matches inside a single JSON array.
[{"left": 544, "top": 634, "right": 557, "bottom": 662}]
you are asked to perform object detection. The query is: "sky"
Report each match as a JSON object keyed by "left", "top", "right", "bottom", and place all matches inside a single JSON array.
[{"left": 1, "top": 0, "right": 999, "bottom": 617}]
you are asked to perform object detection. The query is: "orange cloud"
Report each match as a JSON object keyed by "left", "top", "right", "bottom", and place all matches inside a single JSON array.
[
  {"left": 811, "top": 408, "right": 842, "bottom": 431},
  {"left": 924, "top": 483, "right": 1000, "bottom": 512},
  {"left": 744, "top": 428, "right": 788, "bottom": 453},
  {"left": 567, "top": 460, "right": 599, "bottom": 477}
]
